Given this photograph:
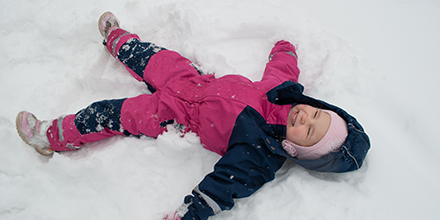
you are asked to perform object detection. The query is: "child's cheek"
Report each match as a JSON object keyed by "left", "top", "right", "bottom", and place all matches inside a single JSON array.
[{"left": 286, "top": 127, "right": 301, "bottom": 143}]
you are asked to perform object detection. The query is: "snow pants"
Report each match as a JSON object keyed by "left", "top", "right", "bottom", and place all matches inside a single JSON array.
[{"left": 46, "top": 29, "right": 202, "bottom": 152}]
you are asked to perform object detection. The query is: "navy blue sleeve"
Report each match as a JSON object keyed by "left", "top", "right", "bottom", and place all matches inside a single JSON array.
[{"left": 179, "top": 143, "right": 286, "bottom": 220}]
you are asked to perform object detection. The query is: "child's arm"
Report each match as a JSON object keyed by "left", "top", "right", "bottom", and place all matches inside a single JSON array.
[
  {"left": 173, "top": 143, "right": 286, "bottom": 220},
  {"left": 261, "top": 40, "right": 300, "bottom": 84}
]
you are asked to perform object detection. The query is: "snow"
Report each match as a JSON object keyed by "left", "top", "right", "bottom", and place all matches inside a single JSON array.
[{"left": 1, "top": 0, "right": 440, "bottom": 219}]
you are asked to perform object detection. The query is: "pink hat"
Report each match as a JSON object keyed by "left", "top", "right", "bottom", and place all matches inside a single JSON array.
[{"left": 282, "top": 110, "right": 348, "bottom": 160}]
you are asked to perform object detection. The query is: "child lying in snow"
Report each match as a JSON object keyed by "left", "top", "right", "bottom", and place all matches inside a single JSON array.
[{"left": 16, "top": 12, "right": 370, "bottom": 220}]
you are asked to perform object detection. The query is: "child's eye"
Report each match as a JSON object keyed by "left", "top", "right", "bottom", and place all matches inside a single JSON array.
[
  {"left": 314, "top": 110, "right": 318, "bottom": 118},
  {"left": 307, "top": 127, "right": 311, "bottom": 136}
]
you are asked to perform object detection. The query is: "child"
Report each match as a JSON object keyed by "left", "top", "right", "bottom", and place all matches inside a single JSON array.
[{"left": 16, "top": 12, "right": 370, "bottom": 220}]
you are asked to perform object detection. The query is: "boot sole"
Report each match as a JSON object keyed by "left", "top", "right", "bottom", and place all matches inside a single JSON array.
[{"left": 98, "top": 11, "right": 112, "bottom": 37}]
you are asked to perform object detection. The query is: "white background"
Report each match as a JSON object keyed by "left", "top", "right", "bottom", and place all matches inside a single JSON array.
[{"left": 1, "top": 0, "right": 439, "bottom": 219}]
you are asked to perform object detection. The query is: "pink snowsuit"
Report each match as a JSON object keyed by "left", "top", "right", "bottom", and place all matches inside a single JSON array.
[{"left": 46, "top": 29, "right": 300, "bottom": 156}]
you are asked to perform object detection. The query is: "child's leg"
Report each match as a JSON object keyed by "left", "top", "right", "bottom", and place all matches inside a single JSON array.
[
  {"left": 47, "top": 98, "right": 127, "bottom": 151},
  {"left": 47, "top": 94, "right": 166, "bottom": 152},
  {"left": 105, "top": 29, "right": 201, "bottom": 93}
]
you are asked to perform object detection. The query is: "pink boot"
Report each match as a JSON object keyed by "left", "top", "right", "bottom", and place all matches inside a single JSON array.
[
  {"left": 16, "top": 111, "right": 54, "bottom": 156},
  {"left": 98, "top": 11, "right": 120, "bottom": 38}
]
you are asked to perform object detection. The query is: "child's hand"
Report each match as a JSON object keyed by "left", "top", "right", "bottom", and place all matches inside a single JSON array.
[{"left": 162, "top": 211, "right": 181, "bottom": 220}]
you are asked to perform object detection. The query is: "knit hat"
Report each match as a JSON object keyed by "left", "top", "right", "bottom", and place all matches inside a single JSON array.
[{"left": 282, "top": 110, "right": 348, "bottom": 160}]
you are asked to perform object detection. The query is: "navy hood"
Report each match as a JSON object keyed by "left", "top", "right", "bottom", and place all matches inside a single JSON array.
[{"left": 266, "top": 81, "right": 371, "bottom": 173}]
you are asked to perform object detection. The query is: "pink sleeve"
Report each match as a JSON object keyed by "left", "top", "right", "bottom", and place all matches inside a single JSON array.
[{"left": 261, "top": 40, "right": 300, "bottom": 84}]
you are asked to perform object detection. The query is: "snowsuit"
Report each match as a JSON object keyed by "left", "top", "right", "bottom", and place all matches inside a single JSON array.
[{"left": 45, "top": 29, "right": 370, "bottom": 220}]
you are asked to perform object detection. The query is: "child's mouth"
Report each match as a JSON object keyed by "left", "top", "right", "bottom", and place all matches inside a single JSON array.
[{"left": 291, "top": 111, "right": 299, "bottom": 126}]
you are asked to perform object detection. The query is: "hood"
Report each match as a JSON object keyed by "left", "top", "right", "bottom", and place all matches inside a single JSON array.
[{"left": 266, "top": 81, "right": 371, "bottom": 173}]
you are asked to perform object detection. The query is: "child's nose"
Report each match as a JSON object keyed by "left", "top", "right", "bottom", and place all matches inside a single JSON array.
[
  {"left": 300, "top": 114, "right": 307, "bottom": 124},
  {"left": 301, "top": 113, "right": 313, "bottom": 125}
]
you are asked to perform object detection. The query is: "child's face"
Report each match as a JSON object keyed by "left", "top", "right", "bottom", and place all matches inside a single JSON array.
[{"left": 286, "top": 104, "right": 331, "bottom": 147}]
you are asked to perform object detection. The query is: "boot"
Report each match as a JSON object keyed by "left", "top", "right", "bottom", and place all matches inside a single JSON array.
[
  {"left": 16, "top": 111, "right": 54, "bottom": 156},
  {"left": 98, "top": 11, "right": 120, "bottom": 38}
]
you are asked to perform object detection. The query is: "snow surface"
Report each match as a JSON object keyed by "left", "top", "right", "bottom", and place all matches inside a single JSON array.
[{"left": 1, "top": 0, "right": 440, "bottom": 219}]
